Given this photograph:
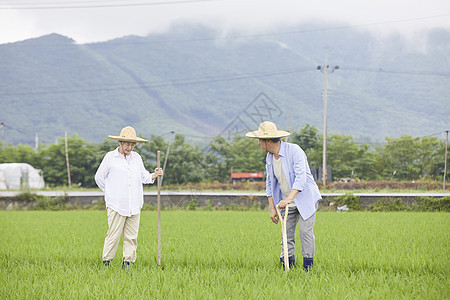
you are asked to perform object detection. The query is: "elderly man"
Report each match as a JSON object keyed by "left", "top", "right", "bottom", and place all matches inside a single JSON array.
[
  {"left": 246, "top": 121, "right": 322, "bottom": 271},
  {"left": 95, "top": 126, "right": 163, "bottom": 268}
]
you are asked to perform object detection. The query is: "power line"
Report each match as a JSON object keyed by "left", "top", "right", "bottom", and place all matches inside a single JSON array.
[
  {"left": 0, "top": 67, "right": 315, "bottom": 97},
  {"left": 0, "top": 122, "right": 33, "bottom": 136},
  {"left": 1, "top": 64, "right": 448, "bottom": 98},
  {"left": 340, "top": 66, "right": 450, "bottom": 77},
  {"left": 384, "top": 132, "right": 447, "bottom": 144},
  {"left": 1, "top": 0, "right": 133, "bottom": 5},
  {"left": 0, "top": 0, "right": 222, "bottom": 10}
]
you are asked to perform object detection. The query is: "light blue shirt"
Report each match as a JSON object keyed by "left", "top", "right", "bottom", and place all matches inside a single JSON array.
[{"left": 266, "top": 141, "right": 322, "bottom": 220}]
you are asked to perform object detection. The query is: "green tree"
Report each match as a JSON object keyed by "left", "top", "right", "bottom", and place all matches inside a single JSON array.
[
  {"left": 429, "top": 138, "right": 448, "bottom": 181},
  {"left": 40, "top": 134, "right": 101, "bottom": 187},
  {"left": 2, "top": 130, "right": 446, "bottom": 187},
  {"left": 0, "top": 140, "right": 41, "bottom": 168},
  {"left": 202, "top": 150, "right": 228, "bottom": 182},
  {"left": 162, "top": 134, "right": 206, "bottom": 184},
  {"left": 309, "top": 134, "right": 376, "bottom": 181},
  {"left": 96, "top": 138, "right": 119, "bottom": 154},
  {"left": 208, "top": 135, "right": 266, "bottom": 182},
  {"left": 375, "top": 135, "right": 445, "bottom": 180},
  {"left": 140, "top": 134, "right": 207, "bottom": 184},
  {"left": 415, "top": 136, "right": 445, "bottom": 179},
  {"left": 139, "top": 134, "right": 170, "bottom": 172},
  {"left": 289, "top": 124, "right": 319, "bottom": 156}
]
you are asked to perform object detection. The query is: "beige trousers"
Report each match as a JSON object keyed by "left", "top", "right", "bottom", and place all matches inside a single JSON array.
[{"left": 102, "top": 207, "right": 140, "bottom": 262}]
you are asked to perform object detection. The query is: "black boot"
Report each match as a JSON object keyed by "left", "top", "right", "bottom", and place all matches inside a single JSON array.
[
  {"left": 280, "top": 256, "right": 295, "bottom": 269},
  {"left": 303, "top": 257, "right": 313, "bottom": 271}
]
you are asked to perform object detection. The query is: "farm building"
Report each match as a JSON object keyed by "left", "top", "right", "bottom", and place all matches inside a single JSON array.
[
  {"left": 230, "top": 168, "right": 264, "bottom": 183},
  {"left": 0, "top": 163, "right": 45, "bottom": 190}
]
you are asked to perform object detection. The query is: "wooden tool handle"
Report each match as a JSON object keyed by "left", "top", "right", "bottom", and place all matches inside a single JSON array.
[
  {"left": 157, "top": 151, "right": 161, "bottom": 266},
  {"left": 276, "top": 204, "right": 290, "bottom": 271}
]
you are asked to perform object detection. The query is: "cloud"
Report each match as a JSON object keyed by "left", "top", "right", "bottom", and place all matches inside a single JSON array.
[{"left": 1, "top": 0, "right": 449, "bottom": 44}]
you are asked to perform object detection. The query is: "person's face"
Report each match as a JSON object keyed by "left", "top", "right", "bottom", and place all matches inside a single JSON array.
[
  {"left": 258, "top": 139, "right": 269, "bottom": 152},
  {"left": 119, "top": 141, "right": 136, "bottom": 156}
]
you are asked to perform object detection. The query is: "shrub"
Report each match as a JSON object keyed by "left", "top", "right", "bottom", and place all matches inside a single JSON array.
[
  {"left": 327, "top": 180, "right": 443, "bottom": 191},
  {"left": 11, "top": 192, "right": 43, "bottom": 203},
  {"left": 87, "top": 200, "right": 106, "bottom": 211},
  {"left": 334, "top": 193, "right": 361, "bottom": 210},
  {"left": 200, "top": 199, "right": 215, "bottom": 211},
  {"left": 8, "top": 192, "right": 70, "bottom": 211},
  {"left": 369, "top": 196, "right": 450, "bottom": 212},
  {"left": 34, "top": 195, "right": 69, "bottom": 211},
  {"left": 185, "top": 199, "right": 199, "bottom": 210},
  {"left": 369, "top": 198, "right": 408, "bottom": 212},
  {"left": 411, "top": 196, "right": 450, "bottom": 212}
]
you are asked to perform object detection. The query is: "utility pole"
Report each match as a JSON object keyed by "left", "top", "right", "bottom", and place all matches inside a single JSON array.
[
  {"left": 65, "top": 131, "right": 72, "bottom": 190},
  {"left": 34, "top": 133, "right": 39, "bottom": 152},
  {"left": 286, "top": 104, "right": 291, "bottom": 142},
  {"left": 444, "top": 130, "right": 448, "bottom": 192},
  {"left": 317, "top": 58, "right": 338, "bottom": 185}
]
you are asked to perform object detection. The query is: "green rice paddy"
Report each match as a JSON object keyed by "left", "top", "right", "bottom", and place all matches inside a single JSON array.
[{"left": 1, "top": 211, "right": 448, "bottom": 299}]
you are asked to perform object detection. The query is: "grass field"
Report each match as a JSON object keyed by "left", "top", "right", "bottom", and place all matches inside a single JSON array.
[{"left": 1, "top": 211, "right": 448, "bottom": 299}]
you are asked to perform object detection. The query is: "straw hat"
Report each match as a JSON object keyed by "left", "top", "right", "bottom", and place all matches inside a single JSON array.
[
  {"left": 245, "top": 121, "right": 290, "bottom": 139},
  {"left": 108, "top": 126, "right": 148, "bottom": 142}
]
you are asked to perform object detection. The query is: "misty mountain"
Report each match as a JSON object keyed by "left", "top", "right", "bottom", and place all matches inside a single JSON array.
[{"left": 0, "top": 23, "right": 449, "bottom": 146}]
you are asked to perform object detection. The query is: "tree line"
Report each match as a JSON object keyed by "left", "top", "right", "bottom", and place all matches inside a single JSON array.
[{"left": 0, "top": 124, "right": 447, "bottom": 188}]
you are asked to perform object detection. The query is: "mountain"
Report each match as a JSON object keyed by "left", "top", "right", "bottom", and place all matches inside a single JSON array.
[{"left": 0, "top": 23, "right": 449, "bottom": 146}]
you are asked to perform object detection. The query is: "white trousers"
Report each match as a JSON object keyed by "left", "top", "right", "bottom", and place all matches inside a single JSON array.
[{"left": 102, "top": 207, "right": 140, "bottom": 262}]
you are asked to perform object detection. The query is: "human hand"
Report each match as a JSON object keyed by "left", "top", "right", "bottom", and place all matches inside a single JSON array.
[
  {"left": 270, "top": 208, "right": 279, "bottom": 224},
  {"left": 277, "top": 199, "right": 291, "bottom": 209},
  {"left": 153, "top": 168, "right": 163, "bottom": 179}
]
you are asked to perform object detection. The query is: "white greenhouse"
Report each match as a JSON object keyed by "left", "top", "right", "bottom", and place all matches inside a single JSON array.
[{"left": 0, "top": 163, "right": 45, "bottom": 190}]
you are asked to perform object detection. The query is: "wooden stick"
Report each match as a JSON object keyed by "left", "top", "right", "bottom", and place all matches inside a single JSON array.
[
  {"left": 157, "top": 150, "right": 161, "bottom": 267},
  {"left": 276, "top": 204, "right": 289, "bottom": 271}
]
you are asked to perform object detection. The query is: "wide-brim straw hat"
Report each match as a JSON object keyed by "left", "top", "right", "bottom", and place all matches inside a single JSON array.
[
  {"left": 108, "top": 126, "right": 148, "bottom": 142},
  {"left": 245, "top": 121, "right": 290, "bottom": 139}
]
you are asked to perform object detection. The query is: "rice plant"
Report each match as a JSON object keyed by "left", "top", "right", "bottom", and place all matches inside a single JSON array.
[{"left": 1, "top": 211, "right": 448, "bottom": 299}]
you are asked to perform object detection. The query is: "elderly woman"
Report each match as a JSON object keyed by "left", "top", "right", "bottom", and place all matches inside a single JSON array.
[{"left": 95, "top": 126, "right": 163, "bottom": 268}]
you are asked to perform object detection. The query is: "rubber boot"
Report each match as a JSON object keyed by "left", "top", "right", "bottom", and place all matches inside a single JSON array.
[
  {"left": 303, "top": 257, "right": 313, "bottom": 272},
  {"left": 280, "top": 256, "right": 295, "bottom": 270}
]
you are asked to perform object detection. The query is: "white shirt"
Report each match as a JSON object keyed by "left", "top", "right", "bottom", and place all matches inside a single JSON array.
[{"left": 95, "top": 147, "right": 155, "bottom": 216}]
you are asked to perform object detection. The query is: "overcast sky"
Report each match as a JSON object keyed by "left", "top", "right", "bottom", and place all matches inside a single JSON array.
[{"left": 1, "top": 0, "right": 449, "bottom": 45}]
